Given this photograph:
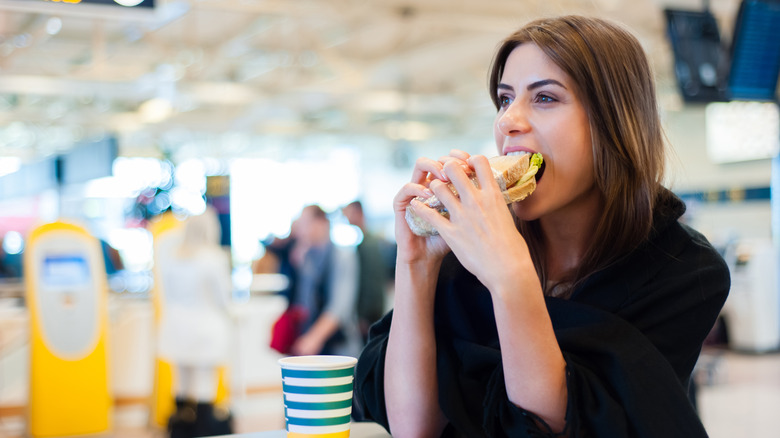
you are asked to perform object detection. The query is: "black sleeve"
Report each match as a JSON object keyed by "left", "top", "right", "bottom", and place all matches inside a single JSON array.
[{"left": 353, "top": 310, "right": 392, "bottom": 431}]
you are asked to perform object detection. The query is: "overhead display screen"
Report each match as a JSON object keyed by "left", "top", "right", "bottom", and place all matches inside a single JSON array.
[{"left": 728, "top": 0, "right": 780, "bottom": 101}]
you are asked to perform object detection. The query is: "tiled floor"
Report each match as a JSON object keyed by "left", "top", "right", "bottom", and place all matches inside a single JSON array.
[{"left": 2, "top": 349, "right": 779, "bottom": 437}]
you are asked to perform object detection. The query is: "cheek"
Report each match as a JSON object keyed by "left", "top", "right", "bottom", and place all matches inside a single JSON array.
[
  {"left": 554, "top": 119, "right": 592, "bottom": 176},
  {"left": 553, "top": 146, "right": 593, "bottom": 190}
]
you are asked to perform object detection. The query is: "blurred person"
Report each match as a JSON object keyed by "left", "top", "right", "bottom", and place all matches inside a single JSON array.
[
  {"left": 156, "top": 206, "right": 233, "bottom": 437},
  {"left": 289, "top": 204, "right": 362, "bottom": 357},
  {"left": 253, "top": 228, "right": 299, "bottom": 303},
  {"left": 342, "top": 200, "right": 393, "bottom": 342},
  {"left": 354, "top": 15, "right": 729, "bottom": 437}
]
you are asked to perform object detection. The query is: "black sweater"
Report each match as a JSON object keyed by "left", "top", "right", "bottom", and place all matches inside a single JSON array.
[{"left": 354, "top": 191, "right": 730, "bottom": 437}]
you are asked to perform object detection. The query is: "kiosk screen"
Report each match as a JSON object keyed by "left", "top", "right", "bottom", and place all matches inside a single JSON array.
[{"left": 42, "top": 255, "right": 91, "bottom": 288}]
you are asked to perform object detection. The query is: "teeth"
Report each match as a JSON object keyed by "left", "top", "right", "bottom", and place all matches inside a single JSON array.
[{"left": 506, "top": 151, "right": 531, "bottom": 156}]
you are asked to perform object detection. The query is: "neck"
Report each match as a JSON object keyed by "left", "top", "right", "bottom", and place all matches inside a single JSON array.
[{"left": 539, "top": 191, "right": 603, "bottom": 283}]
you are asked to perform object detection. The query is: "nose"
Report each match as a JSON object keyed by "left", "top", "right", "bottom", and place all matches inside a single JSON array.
[{"left": 496, "top": 102, "right": 531, "bottom": 136}]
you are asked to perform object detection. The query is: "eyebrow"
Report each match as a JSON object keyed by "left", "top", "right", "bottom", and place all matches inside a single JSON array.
[{"left": 497, "top": 79, "right": 568, "bottom": 92}]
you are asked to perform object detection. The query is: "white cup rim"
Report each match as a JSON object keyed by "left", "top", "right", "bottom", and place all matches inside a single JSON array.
[{"left": 279, "top": 355, "right": 358, "bottom": 371}]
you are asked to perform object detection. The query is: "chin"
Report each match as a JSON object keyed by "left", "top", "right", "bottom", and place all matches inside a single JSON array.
[{"left": 511, "top": 200, "right": 541, "bottom": 223}]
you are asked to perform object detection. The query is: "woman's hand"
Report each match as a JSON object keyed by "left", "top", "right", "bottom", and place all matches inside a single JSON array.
[
  {"left": 385, "top": 151, "right": 475, "bottom": 438},
  {"left": 394, "top": 150, "right": 472, "bottom": 265},
  {"left": 396, "top": 153, "right": 568, "bottom": 434},
  {"left": 411, "top": 155, "right": 532, "bottom": 292}
]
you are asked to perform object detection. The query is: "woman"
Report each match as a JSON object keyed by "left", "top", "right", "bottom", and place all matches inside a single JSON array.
[
  {"left": 157, "top": 207, "right": 233, "bottom": 437},
  {"left": 354, "top": 15, "right": 729, "bottom": 437}
]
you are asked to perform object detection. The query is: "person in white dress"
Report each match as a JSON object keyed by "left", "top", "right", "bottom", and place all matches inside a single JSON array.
[{"left": 156, "top": 206, "right": 233, "bottom": 437}]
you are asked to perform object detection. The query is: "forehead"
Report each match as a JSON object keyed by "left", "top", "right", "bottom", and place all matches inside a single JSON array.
[{"left": 501, "top": 43, "right": 569, "bottom": 85}]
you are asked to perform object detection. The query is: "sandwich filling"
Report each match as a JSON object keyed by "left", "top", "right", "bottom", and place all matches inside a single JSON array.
[{"left": 509, "top": 152, "right": 544, "bottom": 188}]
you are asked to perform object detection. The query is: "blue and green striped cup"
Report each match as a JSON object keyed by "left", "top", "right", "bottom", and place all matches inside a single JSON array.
[{"left": 279, "top": 355, "right": 358, "bottom": 438}]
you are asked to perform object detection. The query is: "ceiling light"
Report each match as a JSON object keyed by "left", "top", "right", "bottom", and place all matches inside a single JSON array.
[{"left": 138, "top": 97, "right": 173, "bottom": 123}]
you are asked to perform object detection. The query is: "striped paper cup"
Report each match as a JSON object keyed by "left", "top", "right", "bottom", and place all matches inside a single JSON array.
[{"left": 279, "top": 355, "right": 358, "bottom": 438}]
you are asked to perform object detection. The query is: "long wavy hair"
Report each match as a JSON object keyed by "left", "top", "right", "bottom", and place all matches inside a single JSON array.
[{"left": 488, "top": 15, "right": 666, "bottom": 297}]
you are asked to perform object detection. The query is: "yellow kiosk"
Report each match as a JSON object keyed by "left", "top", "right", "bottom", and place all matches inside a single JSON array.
[{"left": 24, "top": 220, "right": 112, "bottom": 437}]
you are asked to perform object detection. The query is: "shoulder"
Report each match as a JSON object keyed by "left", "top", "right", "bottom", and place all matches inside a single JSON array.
[
  {"left": 605, "top": 216, "right": 730, "bottom": 343},
  {"left": 641, "top": 189, "right": 729, "bottom": 290},
  {"left": 678, "top": 222, "right": 729, "bottom": 273},
  {"left": 573, "top": 196, "right": 730, "bottom": 313},
  {"left": 632, "top": 217, "right": 730, "bottom": 301},
  {"left": 653, "top": 208, "right": 730, "bottom": 288}
]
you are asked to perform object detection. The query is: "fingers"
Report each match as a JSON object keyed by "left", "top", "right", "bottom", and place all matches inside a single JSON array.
[
  {"left": 410, "top": 157, "right": 446, "bottom": 185},
  {"left": 438, "top": 149, "right": 473, "bottom": 181},
  {"left": 441, "top": 155, "right": 497, "bottom": 205},
  {"left": 434, "top": 155, "right": 503, "bottom": 223},
  {"left": 400, "top": 150, "right": 477, "bottom": 234},
  {"left": 438, "top": 149, "right": 471, "bottom": 164},
  {"left": 468, "top": 155, "right": 498, "bottom": 195},
  {"left": 394, "top": 182, "right": 434, "bottom": 211},
  {"left": 412, "top": 150, "right": 472, "bottom": 186},
  {"left": 448, "top": 149, "right": 471, "bottom": 160},
  {"left": 441, "top": 160, "right": 473, "bottom": 196},
  {"left": 408, "top": 183, "right": 450, "bottom": 233}
]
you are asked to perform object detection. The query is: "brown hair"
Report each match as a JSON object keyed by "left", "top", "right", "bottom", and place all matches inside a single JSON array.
[
  {"left": 488, "top": 15, "right": 665, "bottom": 297},
  {"left": 303, "top": 204, "right": 329, "bottom": 222}
]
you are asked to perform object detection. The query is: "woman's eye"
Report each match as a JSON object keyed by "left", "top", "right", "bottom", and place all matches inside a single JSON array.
[
  {"left": 535, "top": 94, "right": 556, "bottom": 103},
  {"left": 499, "top": 95, "right": 513, "bottom": 107}
]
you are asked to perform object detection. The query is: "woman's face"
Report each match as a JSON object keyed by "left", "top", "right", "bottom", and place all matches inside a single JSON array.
[{"left": 493, "top": 43, "right": 599, "bottom": 222}]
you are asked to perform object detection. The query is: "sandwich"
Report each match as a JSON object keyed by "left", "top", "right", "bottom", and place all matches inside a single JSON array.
[{"left": 405, "top": 152, "right": 544, "bottom": 236}]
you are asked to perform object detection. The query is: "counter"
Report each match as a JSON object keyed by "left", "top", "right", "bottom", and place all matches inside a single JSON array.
[{"left": 217, "top": 422, "right": 390, "bottom": 437}]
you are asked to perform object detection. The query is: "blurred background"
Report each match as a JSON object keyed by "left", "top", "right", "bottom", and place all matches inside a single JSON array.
[{"left": 0, "top": 0, "right": 779, "bottom": 437}]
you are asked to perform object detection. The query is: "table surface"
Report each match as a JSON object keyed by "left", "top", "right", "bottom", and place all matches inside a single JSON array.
[{"left": 215, "top": 422, "right": 390, "bottom": 437}]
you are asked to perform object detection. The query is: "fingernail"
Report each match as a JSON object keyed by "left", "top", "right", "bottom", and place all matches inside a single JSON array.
[
  {"left": 441, "top": 170, "right": 448, "bottom": 181},
  {"left": 423, "top": 188, "right": 434, "bottom": 197}
]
